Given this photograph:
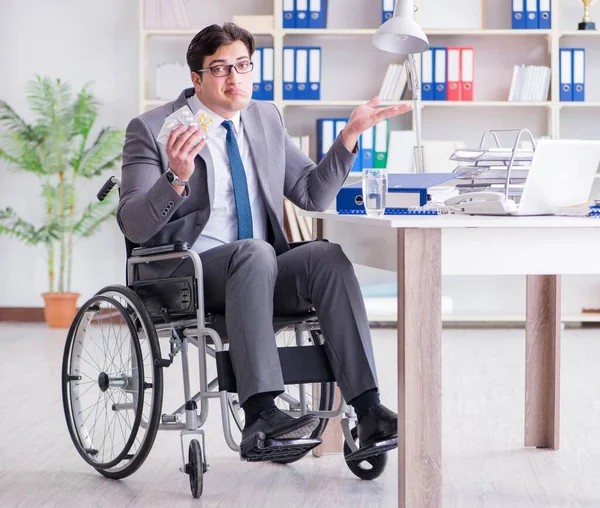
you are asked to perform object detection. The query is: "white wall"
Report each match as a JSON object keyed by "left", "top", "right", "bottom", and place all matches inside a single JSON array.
[
  {"left": 3, "top": 0, "right": 600, "bottom": 319},
  {"left": 0, "top": 0, "right": 139, "bottom": 306}
]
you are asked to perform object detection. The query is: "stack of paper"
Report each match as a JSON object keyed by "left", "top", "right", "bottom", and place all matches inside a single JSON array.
[
  {"left": 508, "top": 65, "right": 551, "bottom": 101},
  {"left": 378, "top": 63, "right": 408, "bottom": 102},
  {"left": 145, "top": 0, "right": 190, "bottom": 29}
]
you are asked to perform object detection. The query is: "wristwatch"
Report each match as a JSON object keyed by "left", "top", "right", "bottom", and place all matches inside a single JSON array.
[{"left": 165, "top": 167, "right": 189, "bottom": 186}]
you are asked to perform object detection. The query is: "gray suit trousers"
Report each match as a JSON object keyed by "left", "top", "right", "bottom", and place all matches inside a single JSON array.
[{"left": 198, "top": 238, "right": 379, "bottom": 405}]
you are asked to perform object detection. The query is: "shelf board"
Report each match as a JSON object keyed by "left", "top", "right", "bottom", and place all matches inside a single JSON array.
[
  {"left": 283, "top": 28, "right": 551, "bottom": 37},
  {"left": 559, "top": 102, "right": 600, "bottom": 108},
  {"left": 560, "top": 30, "right": 600, "bottom": 37},
  {"left": 143, "top": 28, "right": 274, "bottom": 36},
  {"left": 145, "top": 99, "right": 167, "bottom": 107},
  {"left": 425, "top": 28, "right": 551, "bottom": 36},
  {"left": 421, "top": 100, "right": 551, "bottom": 107},
  {"left": 281, "top": 100, "right": 412, "bottom": 107},
  {"left": 283, "top": 28, "right": 376, "bottom": 36},
  {"left": 146, "top": 99, "right": 551, "bottom": 109}
]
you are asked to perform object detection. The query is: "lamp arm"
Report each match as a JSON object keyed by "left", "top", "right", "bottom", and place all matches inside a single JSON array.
[{"left": 405, "top": 54, "right": 425, "bottom": 173}]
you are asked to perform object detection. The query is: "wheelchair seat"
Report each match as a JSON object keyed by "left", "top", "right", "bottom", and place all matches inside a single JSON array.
[{"left": 205, "top": 311, "right": 319, "bottom": 343}]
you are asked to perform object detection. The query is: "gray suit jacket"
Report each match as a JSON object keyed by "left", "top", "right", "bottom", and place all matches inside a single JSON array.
[{"left": 118, "top": 88, "right": 356, "bottom": 278}]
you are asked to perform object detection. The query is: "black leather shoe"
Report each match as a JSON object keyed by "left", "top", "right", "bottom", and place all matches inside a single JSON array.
[
  {"left": 357, "top": 403, "right": 397, "bottom": 448},
  {"left": 241, "top": 407, "right": 320, "bottom": 442}
]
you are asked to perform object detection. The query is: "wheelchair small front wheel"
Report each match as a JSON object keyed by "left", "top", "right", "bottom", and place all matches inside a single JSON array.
[
  {"left": 187, "top": 439, "right": 204, "bottom": 499},
  {"left": 343, "top": 426, "right": 388, "bottom": 480}
]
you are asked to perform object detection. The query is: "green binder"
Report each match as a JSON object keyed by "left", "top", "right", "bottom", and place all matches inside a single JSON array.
[{"left": 374, "top": 119, "right": 388, "bottom": 168}]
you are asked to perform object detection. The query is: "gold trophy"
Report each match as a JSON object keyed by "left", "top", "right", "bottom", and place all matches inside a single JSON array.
[{"left": 578, "top": 0, "right": 598, "bottom": 30}]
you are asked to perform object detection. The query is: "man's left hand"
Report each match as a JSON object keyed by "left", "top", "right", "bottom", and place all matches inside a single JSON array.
[{"left": 340, "top": 96, "right": 412, "bottom": 152}]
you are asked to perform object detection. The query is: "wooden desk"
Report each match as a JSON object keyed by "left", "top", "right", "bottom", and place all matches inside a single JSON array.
[{"left": 303, "top": 211, "right": 600, "bottom": 508}]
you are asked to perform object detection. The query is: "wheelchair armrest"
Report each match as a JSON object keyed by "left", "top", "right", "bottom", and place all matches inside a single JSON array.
[
  {"left": 131, "top": 241, "right": 190, "bottom": 257},
  {"left": 289, "top": 239, "right": 328, "bottom": 250}
]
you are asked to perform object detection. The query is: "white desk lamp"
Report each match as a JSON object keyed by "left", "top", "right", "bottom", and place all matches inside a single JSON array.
[{"left": 372, "top": 0, "right": 429, "bottom": 173}]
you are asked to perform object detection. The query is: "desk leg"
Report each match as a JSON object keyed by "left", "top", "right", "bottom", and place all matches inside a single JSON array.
[
  {"left": 312, "top": 385, "right": 343, "bottom": 456},
  {"left": 525, "top": 274, "right": 561, "bottom": 449},
  {"left": 397, "top": 229, "right": 442, "bottom": 508}
]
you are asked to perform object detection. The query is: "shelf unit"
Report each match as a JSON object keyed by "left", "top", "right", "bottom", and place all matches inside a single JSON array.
[
  {"left": 138, "top": 0, "right": 600, "bottom": 141},
  {"left": 137, "top": 0, "right": 600, "bottom": 322}
]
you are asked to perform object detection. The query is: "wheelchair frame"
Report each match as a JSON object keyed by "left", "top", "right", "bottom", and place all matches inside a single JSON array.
[
  {"left": 62, "top": 176, "right": 396, "bottom": 499},
  {"left": 127, "top": 246, "right": 347, "bottom": 449}
]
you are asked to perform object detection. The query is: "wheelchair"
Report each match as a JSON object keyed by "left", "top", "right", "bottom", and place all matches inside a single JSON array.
[{"left": 61, "top": 176, "right": 397, "bottom": 499}]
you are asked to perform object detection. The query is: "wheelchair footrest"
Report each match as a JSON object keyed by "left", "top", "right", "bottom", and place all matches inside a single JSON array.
[
  {"left": 240, "top": 432, "right": 322, "bottom": 462},
  {"left": 345, "top": 436, "right": 398, "bottom": 462}
]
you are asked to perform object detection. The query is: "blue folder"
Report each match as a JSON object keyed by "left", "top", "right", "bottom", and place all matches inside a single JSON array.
[{"left": 336, "top": 173, "right": 458, "bottom": 214}]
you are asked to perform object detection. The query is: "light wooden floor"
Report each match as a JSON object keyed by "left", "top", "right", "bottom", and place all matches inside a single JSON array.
[{"left": 1, "top": 323, "right": 600, "bottom": 507}]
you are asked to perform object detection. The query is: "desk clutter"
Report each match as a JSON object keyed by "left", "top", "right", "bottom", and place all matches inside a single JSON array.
[{"left": 334, "top": 128, "right": 540, "bottom": 216}]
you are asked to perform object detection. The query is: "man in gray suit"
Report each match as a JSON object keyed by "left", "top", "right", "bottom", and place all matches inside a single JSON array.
[{"left": 118, "top": 22, "right": 411, "bottom": 448}]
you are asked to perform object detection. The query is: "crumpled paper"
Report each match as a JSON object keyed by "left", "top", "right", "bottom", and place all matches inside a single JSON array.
[{"left": 157, "top": 105, "right": 222, "bottom": 145}]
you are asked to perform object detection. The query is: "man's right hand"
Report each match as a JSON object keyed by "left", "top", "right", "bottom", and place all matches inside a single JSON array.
[{"left": 166, "top": 125, "right": 207, "bottom": 193}]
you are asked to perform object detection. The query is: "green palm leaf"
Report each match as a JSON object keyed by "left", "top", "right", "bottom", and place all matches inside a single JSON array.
[
  {"left": 76, "top": 128, "right": 124, "bottom": 178},
  {"left": 0, "top": 76, "right": 124, "bottom": 294},
  {"left": 0, "top": 101, "right": 43, "bottom": 143},
  {"left": 0, "top": 207, "right": 61, "bottom": 245},
  {"left": 72, "top": 198, "right": 117, "bottom": 238}
]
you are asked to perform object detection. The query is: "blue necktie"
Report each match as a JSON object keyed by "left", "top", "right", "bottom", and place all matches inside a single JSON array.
[{"left": 221, "top": 120, "right": 253, "bottom": 240}]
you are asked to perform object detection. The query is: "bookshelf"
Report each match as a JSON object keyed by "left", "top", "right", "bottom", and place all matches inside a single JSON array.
[{"left": 137, "top": 0, "right": 600, "bottom": 323}]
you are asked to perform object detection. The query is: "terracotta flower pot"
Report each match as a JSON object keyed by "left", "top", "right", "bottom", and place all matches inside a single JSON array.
[{"left": 41, "top": 292, "right": 80, "bottom": 328}]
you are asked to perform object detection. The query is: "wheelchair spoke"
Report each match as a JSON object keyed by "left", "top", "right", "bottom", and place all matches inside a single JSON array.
[
  {"left": 108, "top": 390, "right": 129, "bottom": 448},
  {"left": 77, "top": 341, "right": 104, "bottom": 373},
  {"left": 79, "top": 389, "right": 103, "bottom": 429},
  {"left": 75, "top": 369, "right": 98, "bottom": 384},
  {"left": 76, "top": 353, "right": 102, "bottom": 376},
  {"left": 75, "top": 380, "right": 98, "bottom": 400}
]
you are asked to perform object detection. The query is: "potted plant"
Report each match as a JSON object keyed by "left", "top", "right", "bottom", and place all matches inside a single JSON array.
[{"left": 0, "top": 76, "right": 124, "bottom": 327}]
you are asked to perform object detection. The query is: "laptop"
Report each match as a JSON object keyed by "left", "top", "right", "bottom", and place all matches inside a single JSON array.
[{"left": 445, "top": 139, "right": 600, "bottom": 216}]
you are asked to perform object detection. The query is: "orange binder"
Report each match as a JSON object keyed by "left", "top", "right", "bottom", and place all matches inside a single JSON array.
[
  {"left": 446, "top": 47, "right": 461, "bottom": 101},
  {"left": 460, "top": 47, "right": 474, "bottom": 101}
]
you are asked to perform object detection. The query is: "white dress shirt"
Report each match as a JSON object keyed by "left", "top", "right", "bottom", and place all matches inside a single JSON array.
[{"left": 186, "top": 95, "right": 268, "bottom": 254}]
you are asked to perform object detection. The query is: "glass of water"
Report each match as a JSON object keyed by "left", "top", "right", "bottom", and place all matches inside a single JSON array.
[{"left": 362, "top": 167, "right": 388, "bottom": 216}]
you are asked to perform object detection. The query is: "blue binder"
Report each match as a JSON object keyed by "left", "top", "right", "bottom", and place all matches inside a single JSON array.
[
  {"left": 262, "top": 47, "right": 274, "bottom": 101},
  {"left": 432, "top": 47, "right": 447, "bottom": 101},
  {"left": 525, "top": 0, "right": 538, "bottom": 29},
  {"left": 336, "top": 173, "right": 458, "bottom": 214},
  {"left": 308, "top": 47, "right": 321, "bottom": 100},
  {"left": 309, "top": 0, "right": 327, "bottom": 28},
  {"left": 317, "top": 118, "right": 335, "bottom": 162},
  {"left": 560, "top": 48, "right": 573, "bottom": 102},
  {"left": 283, "top": 47, "right": 296, "bottom": 100},
  {"left": 360, "top": 127, "right": 374, "bottom": 170},
  {"left": 283, "top": 0, "right": 295, "bottom": 28},
  {"left": 512, "top": 0, "right": 525, "bottom": 29},
  {"left": 421, "top": 49, "right": 434, "bottom": 101},
  {"left": 572, "top": 48, "right": 585, "bottom": 102},
  {"left": 295, "top": 47, "right": 309, "bottom": 100},
  {"left": 382, "top": 0, "right": 394, "bottom": 24},
  {"left": 296, "top": 0, "right": 309, "bottom": 28},
  {"left": 539, "top": 0, "right": 551, "bottom": 29},
  {"left": 251, "top": 48, "right": 263, "bottom": 100}
]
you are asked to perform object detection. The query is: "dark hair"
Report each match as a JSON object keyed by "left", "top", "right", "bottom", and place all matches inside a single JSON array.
[{"left": 186, "top": 22, "right": 255, "bottom": 74}]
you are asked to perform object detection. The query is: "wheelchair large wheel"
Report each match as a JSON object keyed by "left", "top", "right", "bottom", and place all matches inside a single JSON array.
[
  {"left": 227, "top": 328, "right": 335, "bottom": 464},
  {"left": 62, "top": 285, "right": 163, "bottom": 480}
]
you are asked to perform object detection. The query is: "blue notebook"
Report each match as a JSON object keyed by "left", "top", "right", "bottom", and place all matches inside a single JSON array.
[{"left": 336, "top": 173, "right": 457, "bottom": 215}]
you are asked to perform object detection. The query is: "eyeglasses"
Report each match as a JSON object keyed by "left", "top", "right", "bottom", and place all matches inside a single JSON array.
[{"left": 196, "top": 61, "right": 254, "bottom": 78}]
